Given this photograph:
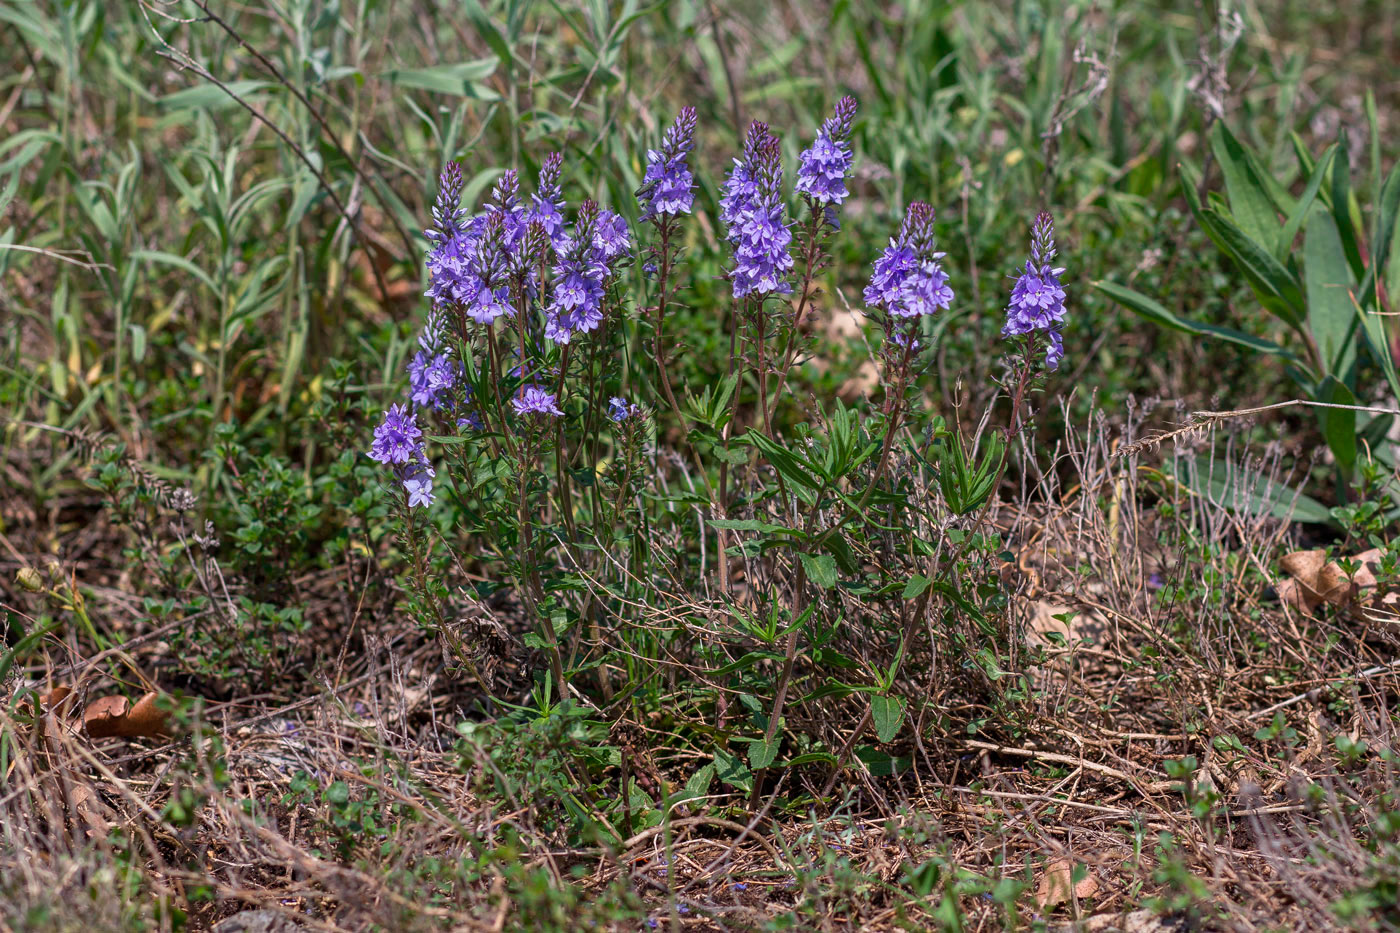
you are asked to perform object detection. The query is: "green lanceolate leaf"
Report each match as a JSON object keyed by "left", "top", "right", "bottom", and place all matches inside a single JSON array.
[
  {"left": 1210, "top": 122, "right": 1281, "bottom": 255},
  {"left": 1278, "top": 144, "right": 1336, "bottom": 256},
  {"left": 1316, "top": 375, "right": 1358, "bottom": 474},
  {"left": 1181, "top": 162, "right": 1306, "bottom": 328},
  {"left": 1304, "top": 211, "right": 1357, "bottom": 378}
]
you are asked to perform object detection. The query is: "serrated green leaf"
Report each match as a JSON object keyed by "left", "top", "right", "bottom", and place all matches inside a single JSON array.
[{"left": 747, "top": 737, "right": 781, "bottom": 771}]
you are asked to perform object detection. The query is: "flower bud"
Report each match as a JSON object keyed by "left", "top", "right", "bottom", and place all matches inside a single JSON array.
[{"left": 16, "top": 567, "right": 43, "bottom": 592}]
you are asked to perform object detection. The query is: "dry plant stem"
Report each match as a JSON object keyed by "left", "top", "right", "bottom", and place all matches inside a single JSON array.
[
  {"left": 764, "top": 209, "right": 827, "bottom": 428},
  {"left": 515, "top": 432, "right": 567, "bottom": 695}
]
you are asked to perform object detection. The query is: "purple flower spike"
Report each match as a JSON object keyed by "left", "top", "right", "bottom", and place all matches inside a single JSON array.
[
  {"left": 529, "top": 153, "right": 567, "bottom": 245},
  {"left": 592, "top": 209, "right": 631, "bottom": 263},
  {"left": 1003, "top": 211, "right": 1067, "bottom": 368},
  {"left": 724, "top": 122, "right": 793, "bottom": 299},
  {"left": 545, "top": 200, "right": 609, "bottom": 344},
  {"left": 369, "top": 404, "right": 422, "bottom": 464},
  {"left": 863, "top": 202, "right": 953, "bottom": 319},
  {"left": 638, "top": 107, "right": 697, "bottom": 220},
  {"left": 427, "top": 161, "right": 465, "bottom": 245},
  {"left": 796, "top": 96, "right": 857, "bottom": 214},
  {"left": 512, "top": 385, "right": 564, "bottom": 418}
]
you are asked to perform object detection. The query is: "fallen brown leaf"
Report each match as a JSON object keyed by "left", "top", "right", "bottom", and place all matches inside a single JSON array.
[
  {"left": 84, "top": 692, "right": 171, "bottom": 739},
  {"left": 1036, "top": 856, "right": 1099, "bottom": 909}
]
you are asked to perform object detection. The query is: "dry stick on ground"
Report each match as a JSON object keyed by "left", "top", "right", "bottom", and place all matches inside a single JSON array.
[{"left": 963, "top": 739, "right": 1177, "bottom": 795}]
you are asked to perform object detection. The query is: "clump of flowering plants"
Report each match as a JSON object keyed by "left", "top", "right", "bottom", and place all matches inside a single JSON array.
[{"left": 368, "top": 99, "right": 1069, "bottom": 820}]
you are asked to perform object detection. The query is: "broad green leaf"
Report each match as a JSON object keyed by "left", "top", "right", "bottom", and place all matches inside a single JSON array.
[
  {"left": 1304, "top": 212, "right": 1357, "bottom": 377},
  {"left": 714, "top": 747, "right": 753, "bottom": 791},
  {"left": 854, "top": 746, "right": 911, "bottom": 777},
  {"left": 747, "top": 737, "right": 781, "bottom": 771},
  {"left": 902, "top": 574, "right": 933, "bottom": 600},
  {"left": 799, "top": 552, "right": 837, "bottom": 589},
  {"left": 684, "top": 763, "right": 715, "bottom": 800},
  {"left": 1316, "top": 376, "right": 1358, "bottom": 473},
  {"left": 871, "top": 694, "right": 905, "bottom": 743}
]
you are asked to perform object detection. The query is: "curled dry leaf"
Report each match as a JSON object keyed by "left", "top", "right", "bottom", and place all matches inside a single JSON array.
[
  {"left": 1035, "top": 856, "right": 1099, "bottom": 909},
  {"left": 1278, "top": 548, "right": 1386, "bottom": 613},
  {"left": 84, "top": 692, "right": 171, "bottom": 739}
]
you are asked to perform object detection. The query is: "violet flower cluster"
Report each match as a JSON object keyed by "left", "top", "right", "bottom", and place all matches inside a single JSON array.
[
  {"left": 863, "top": 201, "right": 954, "bottom": 335},
  {"left": 544, "top": 199, "right": 629, "bottom": 345},
  {"left": 1002, "top": 211, "right": 1067, "bottom": 371},
  {"left": 370, "top": 95, "right": 1073, "bottom": 514},
  {"left": 637, "top": 107, "right": 698, "bottom": 221},
  {"left": 795, "top": 96, "right": 858, "bottom": 225},
  {"left": 721, "top": 122, "right": 794, "bottom": 298}
]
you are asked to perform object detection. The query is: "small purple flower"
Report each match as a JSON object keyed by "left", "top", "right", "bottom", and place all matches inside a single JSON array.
[
  {"left": 402, "top": 453, "right": 435, "bottom": 508},
  {"left": 456, "top": 412, "right": 483, "bottom": 432},
  {"left": 425, "top": 232, "right": 481, "bottom": 309},
  {"left": 407, "top": 350, "right": 457, "bottom": 409},
  {"left": 863, "top": 202, "right": 952, "bottom": 319},
  {"left": 369, "top": 404, "right": 422, "bottom": 464},
  {"left": 1003, "top": 211, "right": 1067, "bottom": 369},
  {"left": 608, "top": 396, "right": 640, "bottom": 422},
  {"left": 638, "top": 107, "right": 697, "bottom": 220},
  {"left": 724, "top": 123, "right": 793, "bottom": 299},
  {"left": 592, "top": 209, "right": 631, "bottom": 263},
  {"left": 512, "top": 385, "right": 563, "bottom": 417},
  {"left": 796, "top": 96, "right": 857, "bottom": 214},
  {"left": 1044, "top": 329, "right": 1064, "bottom": 371}
]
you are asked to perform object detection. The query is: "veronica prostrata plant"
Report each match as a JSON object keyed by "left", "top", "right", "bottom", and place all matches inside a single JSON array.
[{"left": 366, "top": 97, "right": 1071, "bottom": 813}]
